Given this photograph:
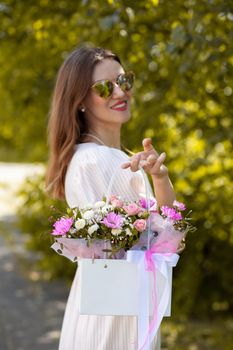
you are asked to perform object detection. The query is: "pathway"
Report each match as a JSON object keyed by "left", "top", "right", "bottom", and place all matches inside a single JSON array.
[{"left": 0, "top": 163, "right": 69, "bottom": 350}]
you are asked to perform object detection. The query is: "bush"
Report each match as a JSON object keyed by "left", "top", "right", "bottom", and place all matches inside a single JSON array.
[{"left": 17, "top": 173, "right": 76, "bottom": 281}]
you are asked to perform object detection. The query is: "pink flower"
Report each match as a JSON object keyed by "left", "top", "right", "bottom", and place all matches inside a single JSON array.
[
  {"left": 109, "top": 195, "right": 118, "bottom": 202},
  {"left": 173, "top": 200, "right": 186, "bottom": 211},
  {"left": 111, "top": 198, "right": 124, "bottom": 208},
  {"left": 51, "top": 217, "right": 73, "bottom": 236},
  {"left": 123, "top": 203, "right": 141, "bottom": 216},
  {"left": 102, "top": 212, "right": 123, "bottom": 229},
  {"left": 161, "top": 206, "right": 183, "bottom": 221},
  {"left": 134, "top": 219, "right": 147, "bottom": 232},
  {"left": 139, "top": 198, "right": 157, "bottom": 210},
  {"left": 109, "top": 195, "right": 123, "bottom": 208}
]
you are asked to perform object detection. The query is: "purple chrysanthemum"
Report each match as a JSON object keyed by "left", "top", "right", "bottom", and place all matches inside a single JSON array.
[
  {"left": 161, "top": 206, "right": 183, "bottom": 221},
  {"left": 51, "top": 217, "right": 73, "bottom": 236},
  {"left": 173, "top": 200, "right": 186, "bottom": 211},
  {"left": 139, "top": 198, "right": 157, "bottom": 209},
  {"left": 102, "top": 212, "right": 123, "bottom": 229}
]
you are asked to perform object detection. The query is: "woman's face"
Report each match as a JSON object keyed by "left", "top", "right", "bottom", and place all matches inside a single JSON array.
[{"left": 83, "top": 58, "right": 132, "bottom": 131}]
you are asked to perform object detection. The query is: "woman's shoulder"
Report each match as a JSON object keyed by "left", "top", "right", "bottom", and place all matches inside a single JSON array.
[
  {"left": 71, "top": 142, "right": 129, "bottom": 165},
  {"left": 65, "top": 142, "right": 150, "bottom": 207}
]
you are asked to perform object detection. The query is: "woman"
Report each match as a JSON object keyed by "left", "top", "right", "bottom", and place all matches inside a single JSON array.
[{"left": 46, "top": 46, "right": 176, "bottom": 350}]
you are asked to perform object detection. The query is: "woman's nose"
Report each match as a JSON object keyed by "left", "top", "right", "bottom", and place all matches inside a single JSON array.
[{"left": 112, "top": 83, "right": 125, "bottom": 98}]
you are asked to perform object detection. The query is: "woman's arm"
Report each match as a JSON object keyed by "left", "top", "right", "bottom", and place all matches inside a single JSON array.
[
  {"left": 121, "top": 138, "right": 176, "bottom": 207},
  {"left": 151, "top": 174, "right": 175, "bottom": 207}
]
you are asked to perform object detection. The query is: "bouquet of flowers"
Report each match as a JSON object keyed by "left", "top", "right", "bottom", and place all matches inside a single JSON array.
[{"left": 49, "top": 196, "right": 195, "bottom": 261}]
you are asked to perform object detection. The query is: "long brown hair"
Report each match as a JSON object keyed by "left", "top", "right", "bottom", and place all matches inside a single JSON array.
[{"left": 46, "top": 46, "right": 121, "bottom": 199}]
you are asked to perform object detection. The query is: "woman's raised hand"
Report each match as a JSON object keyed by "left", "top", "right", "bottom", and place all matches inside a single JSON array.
[{"left": 121, "top": 138, "right": 168, "bottom": 178}]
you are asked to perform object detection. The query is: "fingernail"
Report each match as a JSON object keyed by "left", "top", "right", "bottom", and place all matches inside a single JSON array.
[{"left": 158, "top": 152, "right": 166, "bottom": 161}]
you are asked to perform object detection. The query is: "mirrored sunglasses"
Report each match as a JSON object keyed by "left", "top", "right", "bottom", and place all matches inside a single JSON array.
[{"left": 91, "top": 71, "right": 135, "bottom": 99}]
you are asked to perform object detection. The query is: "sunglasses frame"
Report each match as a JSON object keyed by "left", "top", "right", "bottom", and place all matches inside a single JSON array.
[{"left": 91, "top": 71, "right": 135, "bottom": 99}]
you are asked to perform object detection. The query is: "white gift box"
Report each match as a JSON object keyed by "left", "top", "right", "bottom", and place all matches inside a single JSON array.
[
  {"left": 77, "top": 258, "right": 140, "bottom": 316},
  {"left": 51, "top": 238, "right": 175, "bottom": 318},
  {"left": 77, "top": 257, "right": 173, "bottom": 317}
]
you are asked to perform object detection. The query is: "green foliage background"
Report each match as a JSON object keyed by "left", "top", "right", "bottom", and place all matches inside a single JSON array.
[{"left": 1, "top": 0, "right": 233, "bottom": 325}]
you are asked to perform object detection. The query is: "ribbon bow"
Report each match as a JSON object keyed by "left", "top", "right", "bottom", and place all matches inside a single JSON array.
[{"left": 127, "top": 242, "right": 179, "bottom": 350}]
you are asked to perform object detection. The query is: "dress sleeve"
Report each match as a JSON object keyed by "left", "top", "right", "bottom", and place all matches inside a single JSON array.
[{"left": 64, "top": 145, "right": 153, "bottom": 208}]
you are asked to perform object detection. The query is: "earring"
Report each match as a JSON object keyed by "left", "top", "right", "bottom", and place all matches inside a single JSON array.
[{"left": 80, "top": 106, "right": 85, "bottom": 112}]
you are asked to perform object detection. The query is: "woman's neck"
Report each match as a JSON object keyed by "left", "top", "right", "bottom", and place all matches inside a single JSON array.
[{"left": 84, "top": 127, "right": 121, "bottom": 149}]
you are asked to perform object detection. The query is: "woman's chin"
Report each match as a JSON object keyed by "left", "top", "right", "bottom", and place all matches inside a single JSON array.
[
  {"left": 123, "top": 113, "right": 131, "bottom": 124},
  {"left": 118, "top": 110, "right": 131, "bottom": 124}
]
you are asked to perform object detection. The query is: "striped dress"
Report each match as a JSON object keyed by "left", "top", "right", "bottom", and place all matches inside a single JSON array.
[{"left": 59, "top": 142, "right": 160, "bottom": 350}]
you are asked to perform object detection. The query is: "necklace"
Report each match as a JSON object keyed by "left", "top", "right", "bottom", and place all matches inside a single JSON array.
[
  {"left": 82, "top": 132, "right": 121, "bottom": 149},
  {"left": 82, "top": 133, "right": 107, "bottom": 146},
  {"left": 81, "top": 133, "right": 133, "bottom": 155}
]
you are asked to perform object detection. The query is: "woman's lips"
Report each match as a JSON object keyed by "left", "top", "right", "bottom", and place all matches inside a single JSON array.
[{"left": 111, "top": 101, "right": 127, "bottom": 111}]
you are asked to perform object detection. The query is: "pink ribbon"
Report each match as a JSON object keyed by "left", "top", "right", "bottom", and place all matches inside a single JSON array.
[{"left": 138, "top": 241, "right": 177, "bottom": 350}]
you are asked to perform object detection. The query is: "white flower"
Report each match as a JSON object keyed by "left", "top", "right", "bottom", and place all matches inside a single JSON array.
[
  {"left": 124, "top": 217, "right": 132, "bottom": 224},
  {"left": 75, "top": 219, "right": 86, "bottom": 230},
  {"left": 94, "top": 214, "right": 103, "bottom": 223},
  {"left": 88, "top": 224, "right": 99, "bottom": 235},
  {"left": 101, "top": 205, "right": 113, "bottom": 214},
  {"left": 94, "top": 201, "right": 106, "bottom": 209},
  {"left": 111, "top": 228, "right": 122, "bottom": 236},
  {"left": 126, "top": 228, "right": 132, "bottom": 236},
  {"left": 82, "top": 210, "right": 95, "bottom": 220}
]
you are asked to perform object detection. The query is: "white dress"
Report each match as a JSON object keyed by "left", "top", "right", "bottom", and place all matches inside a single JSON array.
[{"left": 59, "top": 143, "right": 161, "bottom": 350}]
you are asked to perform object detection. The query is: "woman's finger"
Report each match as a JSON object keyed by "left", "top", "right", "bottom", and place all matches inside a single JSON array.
[
  {"left": 121, "top": 161, "right": 131, "bottom": 169},
  {"left": 138, "top": 159, "right": 148, "bottom": 168},
  {"left": 147, "top": 154, "right": 157, "bottom": 164},
  {"left": 150, "top": 152, "right": 166, "bottom": 173},
  {"left": 130, "top": 155, "right": 141, "bottom": 172},
  {"left": 142, "top": 138, "right": 153, "bottom": 152},
  {"left": 138, "top": 154, "right": 157, "bottom": 171},
  {"left": 157, "top": 152, "right": 166, "bottom": 164},
  {"left": 142, "top": 138, "right": 159, "bottom": 157},
  {"left": 121, "top": 155, "right": 141, "bottom": 171}
]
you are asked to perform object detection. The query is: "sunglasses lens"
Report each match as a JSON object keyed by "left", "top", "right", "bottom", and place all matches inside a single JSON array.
[
  {"left": 92, "top": 81, "right": 113, "bottom": 98},
  {"left": 91, "top": 72, "right": 135, "bottom": 98},
  {"left": 117, "top": 72, "right": 135, "bottom": 92}
]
